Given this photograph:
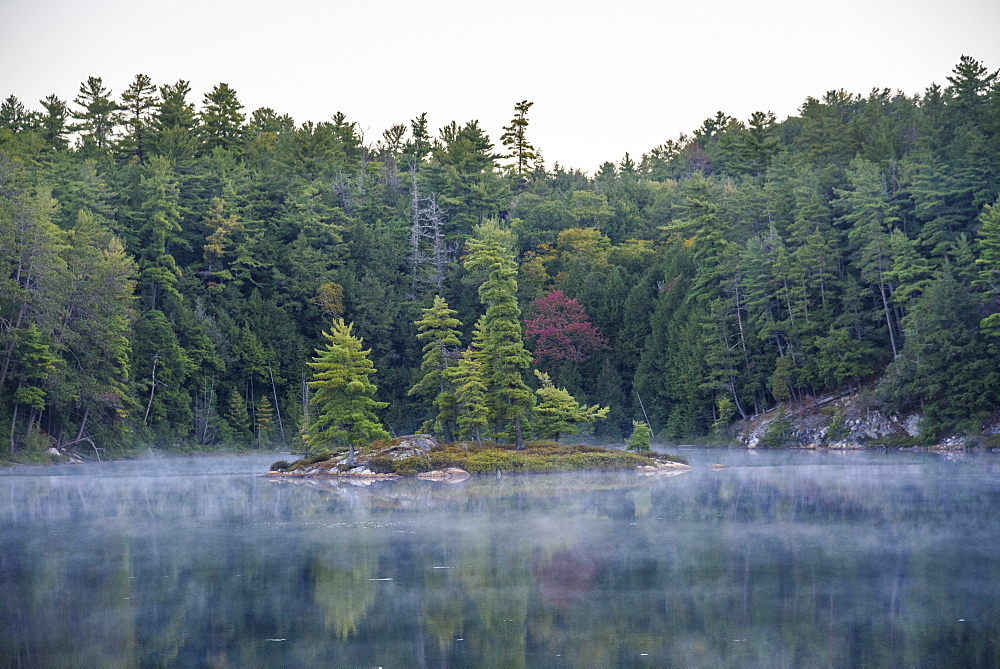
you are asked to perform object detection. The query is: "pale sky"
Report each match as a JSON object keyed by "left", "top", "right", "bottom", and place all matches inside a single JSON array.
[{"left": 2, "top": 0, "right": 999, "bottom": 172}]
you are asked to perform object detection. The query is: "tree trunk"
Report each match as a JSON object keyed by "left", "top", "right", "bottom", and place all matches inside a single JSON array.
[
  {"left": 144, "top": 353, "right": 159, "bottom": 424},
  {"left": 76, "top": 406, "right": 89, "bottom": 442},
  {"left": 878, "top": 279, "right": 898, "bottom": 357},
  {"left": 10, "top": 403, "right": 18, "bottom": 454},
  {"left": 268, "top": 364, "right": 285, "bottom": 443}
]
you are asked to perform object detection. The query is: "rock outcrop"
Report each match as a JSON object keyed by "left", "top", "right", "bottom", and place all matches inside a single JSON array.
[
  {"left": 735, "top": 393, "right": 948, "bottom": 449},
  {"left": 266, "top": 435, "right": 472, "bottom": 481},
  {"left": 416, "top": 467, "right": 471, "bottom": 483}
]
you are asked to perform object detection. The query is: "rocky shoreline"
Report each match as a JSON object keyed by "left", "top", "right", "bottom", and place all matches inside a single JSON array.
[
  {"left": 735, "top": 392, "right": 1000, "bottom": 451},
  {"left": 264, "top": 434, "right": 693, "bottom": 481}
]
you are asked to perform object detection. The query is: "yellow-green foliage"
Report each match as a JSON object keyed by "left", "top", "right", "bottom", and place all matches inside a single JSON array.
[
  {"left": 279, "top": 440, "right": 687, "bottom": 475},
  {"left": 389, "top": 441, "right": 670, "bottom": 475}
]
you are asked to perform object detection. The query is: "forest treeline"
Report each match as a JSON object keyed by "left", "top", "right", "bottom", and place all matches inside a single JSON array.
[{"left": 2, "top": 55, "right": 1000, "bottom": 457}]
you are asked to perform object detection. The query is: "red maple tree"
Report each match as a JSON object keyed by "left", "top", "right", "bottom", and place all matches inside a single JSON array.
[{"left": 525, "top": 290, "right": 607, "bottom": 366}]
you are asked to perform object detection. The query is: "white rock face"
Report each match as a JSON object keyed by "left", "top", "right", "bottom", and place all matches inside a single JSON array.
[{"left": 738, "top": 395, "right": 923, "bottom": 449}]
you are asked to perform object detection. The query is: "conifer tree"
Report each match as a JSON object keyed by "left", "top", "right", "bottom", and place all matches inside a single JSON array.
[
  {"left": 975, "top": 196, "right": 1000, "bottom": 336},
  {"left": 8, "top": 324, "right": 57, "bottom": 450},
  {"left": 531, "top": 370, "right": 608, "bottom": 442},
  {"left": 409, "top": 296, "right": 463, "bottom": 441},
  {"left": 424, "top": 121, "right": 507, "bottom": 238},
  {"left": 626, "top": 420, "right": 652, "bottom": 452},
  {"left": 449, "top": 318, "right": 490, "bottom": 446},
  {"left": 136, "top": 155, "right": 184, "bottom": 309},
  {"left": 38, "top": 94, "right": 69, "bottom": 151},
  {"left": 254, "top": 394, "right": 275, "bottom": 446},
  {"left": 501, "top": 100, "right": 536, "bottom": 184},
  {"left": 119, "top": 73, "right": 157, "bottom": 161},
  {"left": 464, "top": 220, "right": 533, "bottom": 449},
  {"left": 305, "top": 319, "right": 389, "bottom": 462},
  {"left": 226, "top": 389, "right": 252, "bottom": 441},
  {"left": 70, "top": 76, "right": 119, "bottom": 156},
  {"left": 0, "top": 95, "right": 31, "bottom": 132},
  {"left": 200, "top": 83, "right": 245, "bottom": 153},
  {"left": 153, "top": 79, "right": 198, "bottom": 159},
  {"left": 836, "top": 158, "right": 903, "bottom": 356}
]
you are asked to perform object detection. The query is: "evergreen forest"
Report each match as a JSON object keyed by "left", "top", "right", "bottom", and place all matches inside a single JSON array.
[{"left": 3, "top": 55, "right": 1000, "bottom": 459}]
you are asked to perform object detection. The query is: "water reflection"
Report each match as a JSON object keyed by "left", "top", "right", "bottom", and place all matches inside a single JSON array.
[{"left": 2, "top": 451, "right": 999, "bottom": 665}]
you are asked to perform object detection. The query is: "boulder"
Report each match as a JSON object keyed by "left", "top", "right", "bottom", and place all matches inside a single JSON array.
[
  {"left": 416, "top": 467, "right": 471, "bottom": 483},
  {"left": 371, "top": 434, "right": 439, "bottom": 461},
  {"left": 637, "top": 462, "right": 693, "bottom": 477}
]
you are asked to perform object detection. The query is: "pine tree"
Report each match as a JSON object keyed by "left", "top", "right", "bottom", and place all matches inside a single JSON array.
[
  {"left": 119, "top": 73, "right": 158, "bottom": 161},
  {"left": 501, "top": 100, "right": 536, "bottom": 184},
  {"left": 226, "top": 389, "right": 253, "bottom": 441},
  {"left": 38, "top": 94, "right": 69, "bottom": 151},
  {"left": 200, "top": 83, "right": 245, "bottom": 153},
  {"left": 423, "top": 121, "right": 508, "bottom": 239},
  {"left": 735, "top": 111, "right": 780, "bottom": 175},
  {"left": 975, "top": 197, "right": 1000, "bottom": 337},
  {"left": 409, "top": 296, "right": 463, "bottom": 441},
  {"left": 885, "top": 268, "right": 998, "bottom": 437},
  {"left": 55, "top": 210, "right": 138, "bottom": 442},
  {"left": 531, "top": 370, "right": 608, "bottom": 442},
  {"left": 449, "top": 320, "right": 490, "bottom": 447},
  {"left": 8, "top": 324, "right": 57, "bottom": 451},
  {"left": 836, "top": 158, "right": 903, "bottom": 356},
  {"left": 254, "top": 394, "right": 275, "bottom": 446},
  {"left": 305, "top": 319, "right": 389, "bottom": 462},
  {"left": 0, "top": 95, "right": 32, "bottom": 132},
  {"left": 464, "top": 220, "right": 534, "bottom": 448},
  {"left": 945, "top": 55, "right": 997, "bottom": 117},
  {"left": 137, "top": 155, "right": 184, "bottom": 309},
  {"left": 153, "top": 80, "right": 198, "bottom": 159},
  {"left": 626, "top": 420, "right": 652, "bottom": 452},
  {"left": 70, "top": 76, "right": 119, "bottom": 156}
]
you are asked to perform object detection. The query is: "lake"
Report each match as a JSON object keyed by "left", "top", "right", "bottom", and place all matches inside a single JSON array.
[{"left": 2, "top": 448, "right": 999, "bottom": 666}]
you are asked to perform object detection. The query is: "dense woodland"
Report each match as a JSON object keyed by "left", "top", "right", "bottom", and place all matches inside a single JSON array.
[{"left": 2, "top": 55, "right": 1000, "bottom": 458}]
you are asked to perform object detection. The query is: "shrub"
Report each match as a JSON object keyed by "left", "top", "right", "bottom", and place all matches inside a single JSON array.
[
  {"left": 366, "top": 456, "right": 395, "bottom": 474},
  {"left": 270, "top": 460, "right": 290, "bottom": 471},
  {"left": 760, "top": 409, "right": 793, "bottom": 448},
  {"left": 626, "top": 421, "right": 651, "bottom": 452},
  {"left": 825, "top": 411, "right": 849, "bottom": 443}
]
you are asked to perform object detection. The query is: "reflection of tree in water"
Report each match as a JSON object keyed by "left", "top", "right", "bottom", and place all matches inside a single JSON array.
[
  {"left": 531, "top": 548, "right": 600, "bottom": 610},
  {"left": 420, "top": 569, "right": 465, "bottom": 651},
  {"left": 7, "top": 456, "right": 1000, "bottom": 666},
  {"left": 312, "top": 560, "right": 376, "bottom": 640}
]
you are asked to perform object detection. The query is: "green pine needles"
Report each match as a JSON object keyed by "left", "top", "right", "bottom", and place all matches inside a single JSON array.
[{"left": 305, "top": 319, "right": 389, "bottom": 463}]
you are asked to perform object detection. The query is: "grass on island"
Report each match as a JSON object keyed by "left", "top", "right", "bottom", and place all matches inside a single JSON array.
[{"left": 272, "top": 440, "right": 688, "bottom": 476}]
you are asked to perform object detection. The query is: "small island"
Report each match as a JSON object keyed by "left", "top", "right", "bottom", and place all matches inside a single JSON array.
[{"left": 265, "top": 434, "right": 691, "bottom": 481}]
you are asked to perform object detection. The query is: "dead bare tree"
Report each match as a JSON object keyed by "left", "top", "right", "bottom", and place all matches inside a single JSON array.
[{"left": 408, "top": 189, "right": 450, "bottom": 298}]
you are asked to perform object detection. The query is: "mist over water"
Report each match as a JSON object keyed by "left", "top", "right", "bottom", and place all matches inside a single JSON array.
[{"left": 3, "top": 449, "right": 999, "bottom": 666}]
